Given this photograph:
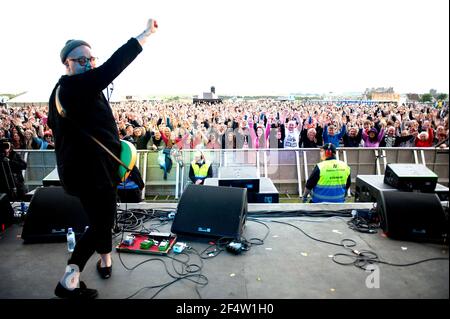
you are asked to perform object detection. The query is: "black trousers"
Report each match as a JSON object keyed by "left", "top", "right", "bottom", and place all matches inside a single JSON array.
[{"left": 68, "top": 188, "right": 117, "bottom": 272}]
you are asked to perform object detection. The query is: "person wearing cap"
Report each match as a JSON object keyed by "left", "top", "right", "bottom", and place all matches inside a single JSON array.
[
  {"left": 189, "top": 151, "right": 212, "bottom": 185},
  {"left": 362, "top": 126, "right": 385, "bottom": 148},
  {"left": 302, "top": 143, "right": 351, "bottom": 203},
  {"left": 32, "top": 130, "right": 55, "bottom": 150},
  {"left": 48, "top": 18, "right": 158, "bottom": 299},
  {"left": 42, "top": 131, "right": 55, "bottom": 149}
]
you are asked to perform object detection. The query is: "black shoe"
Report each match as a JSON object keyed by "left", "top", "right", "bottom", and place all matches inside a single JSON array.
[
  {"left": 55, "top": 281, "right": 98, "bottom": 299},
  {"left": 96, "top": 259, "right": 112, "bottom": 279}
]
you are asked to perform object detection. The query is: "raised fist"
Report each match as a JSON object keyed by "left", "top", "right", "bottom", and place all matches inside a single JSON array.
[{"left": 146, "top": 19, "right": 158, "bottom": 34}]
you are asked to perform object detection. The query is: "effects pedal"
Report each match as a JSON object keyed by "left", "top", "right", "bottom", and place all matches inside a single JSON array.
[
  {"left": 173, "top": 242, "right": 187, "bottom": 254},
  {"left": 140, "top": 239, "right": 154, "bottom": 249},
  {"left": 122, "top": 235, "right": 135, "bottom": 246},
  {"left": 158, "top": 240, "right": 170, "bottom": 251}
]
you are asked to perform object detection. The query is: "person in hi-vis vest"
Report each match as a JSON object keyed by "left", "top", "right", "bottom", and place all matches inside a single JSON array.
[
  {"left": 189, "top": 151, "right": 213, "bottom": 185},
  {"left": 302, "top": 143, "right": 351, "bottom": 203}
]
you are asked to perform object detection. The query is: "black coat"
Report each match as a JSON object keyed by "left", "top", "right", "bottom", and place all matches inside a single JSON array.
[
  {"left": 343, "top": 128, "right": 363, "bottom": 147},
  {"left": 48, "top": 38, "right": 142, "bottom": 196}
]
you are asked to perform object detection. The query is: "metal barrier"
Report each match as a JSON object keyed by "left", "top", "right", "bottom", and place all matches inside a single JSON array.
[
  {"left": 15, "top": 148, "right": 449, "bottom": 199},
  {"left": 16, "top": 150, "right": 56, "bottom": 191}
]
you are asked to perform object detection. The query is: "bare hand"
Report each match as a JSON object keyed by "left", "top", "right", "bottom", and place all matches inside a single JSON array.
[
  {"left": 136, "top": 18, "right": 158, "bottom": 46},
  {"left": 145, "top": 19, "right": 158, "bottom": 35}
]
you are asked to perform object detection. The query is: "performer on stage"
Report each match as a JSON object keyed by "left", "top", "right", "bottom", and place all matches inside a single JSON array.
[{"left": 48, "top": 18, "right": 157, "bottom": 299}]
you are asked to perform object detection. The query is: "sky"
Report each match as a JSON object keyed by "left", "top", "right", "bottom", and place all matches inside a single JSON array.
[{"left": 0, "top": 0, "right": 448, "bottom": 100}]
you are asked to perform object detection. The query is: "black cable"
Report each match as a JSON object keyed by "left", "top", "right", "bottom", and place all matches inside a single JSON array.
[
  {"left": 266, "top": 217, "right": 449, "bottom": 270},
  {"left": 113, "top": 208, "right": 168, "bottom": 237},
  {"left": 242, "top": 211, "right": 354, "bottom": 250},
  {"left": 243, "top": 218, "right": 271, "bottom": 246},
  {"left": 332, "top": 250, "right": 380, "bottom": 270},
  {"left": 118, "top": 207, "right": 448, "bottom": 297},
  {"left": 127, "top": 272, "right": 208, "bottom": 299},
  {"left": 119, "top": 249, "right": 208, "bottom": 299},
  {"left": 148, "top": 273, "right": 208, "bottom": 299},
  {"left": 378, "top": 257, "right": 449, "bottom": 267},
  {"left": 261, "top": 217, "right": 449, "bottom": 271},
  {"left": 171, "top": 247, "right": 206, "bottom": 299},
  {"left": 346, "top": 208, "right": 381, "bottom": 234},
  {"left": 268, "top": 219, "right": 351, "bottom": 247},
  {"left": 248, "top": 209, "right": 353, "bottom": 219},
  {"left": 347, "top": 216, "right": 379, "bottom": 234},
  {"left": 119, "top": 254, "right": 208, "bottom": 299},
  {"left": 332, "top": 249, "right": 449, "bottom": 270},
  {"left": 115, "top": 226, "right": 209, "bottom": 299},
  {"left": 198, "top": 238, "right": 230, "bottom": 259}
]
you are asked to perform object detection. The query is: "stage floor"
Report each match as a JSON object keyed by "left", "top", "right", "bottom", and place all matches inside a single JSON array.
[{"left": 0, "top": 203, "right": 448, "bottom": 300}]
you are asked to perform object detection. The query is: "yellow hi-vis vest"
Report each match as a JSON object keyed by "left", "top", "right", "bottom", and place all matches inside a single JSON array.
[
  {"left": 311, "top": 159, "right": 350, "bottom": 203},
  {"left": 191, "top": 161, "right": 211, "bottom": 180}
]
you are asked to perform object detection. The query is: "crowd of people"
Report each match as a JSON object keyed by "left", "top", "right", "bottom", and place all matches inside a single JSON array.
[
  {"left": 1, "top": 97, "right": 449, "bottom": 299},
  {"left": 1, "top": 100, "right": 448, "bottom": 154}
]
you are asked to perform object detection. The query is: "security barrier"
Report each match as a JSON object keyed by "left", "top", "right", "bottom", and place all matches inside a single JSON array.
[{"left": 15, "top": 148, "right": 449, "bottom": 199}]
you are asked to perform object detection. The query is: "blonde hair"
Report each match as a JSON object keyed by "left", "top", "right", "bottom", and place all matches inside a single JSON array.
[{"left": 307, "top": 128, "right": 316, "bottom": 135}]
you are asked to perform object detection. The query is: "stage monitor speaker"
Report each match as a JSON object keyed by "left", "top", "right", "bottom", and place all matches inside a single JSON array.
[
  {"left": 0, "top": 193, "right": 14, "bottom": 229},
  {"left": 171, "top": 184, "right": 247, "bottom": 240},
  {"left": 377, "top": 191, "right": 447, "bottom": 242},
  {"left": 384, "top": 164, "right": 438, "bottom": 192},
  {"left": 117, "top": 187, "right": 142, "bottom": 203},
  {"left": 21, "top": 186, "right": 90, "bottom": 243}
]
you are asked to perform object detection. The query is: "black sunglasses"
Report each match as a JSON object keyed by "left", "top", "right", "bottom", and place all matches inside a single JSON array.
[{"left": 68, "top": 56, "right": 98, "bottom": 66}]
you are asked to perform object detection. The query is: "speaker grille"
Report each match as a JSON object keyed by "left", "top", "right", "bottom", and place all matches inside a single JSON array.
[
  {"left": 172, "top": 185, "right": 247, "bottom": 240},
  {"left": 378, "top": 191, "right": 447, "bottom": 242}
]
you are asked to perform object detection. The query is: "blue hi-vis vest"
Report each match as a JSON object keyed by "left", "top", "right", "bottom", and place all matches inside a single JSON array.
[
  {"left": 311, "top": 159, "right": 350, "bottom": 203},
  {"left": 191, "top": 161, "right": 211, "bottom": 180}
]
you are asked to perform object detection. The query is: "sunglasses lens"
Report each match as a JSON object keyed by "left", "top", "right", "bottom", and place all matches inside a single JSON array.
[
  {"left": 76, "top": 57, "right": 97, "bottom": 66},
  {"left": 79, "top": 57, "right": 87, "bottom": 66}
]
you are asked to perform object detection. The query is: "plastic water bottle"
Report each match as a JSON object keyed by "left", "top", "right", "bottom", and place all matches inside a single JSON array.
[
  {"left": 20, "top": 202, "right": 28, "bottom": 214},
  {"left": 67, "top": 228, "right": 76, "bottom": 253}
]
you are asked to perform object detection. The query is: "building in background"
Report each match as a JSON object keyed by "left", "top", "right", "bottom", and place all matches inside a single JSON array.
[{"left": 364, "top": 87, "right": 400, "bottom": 103}]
